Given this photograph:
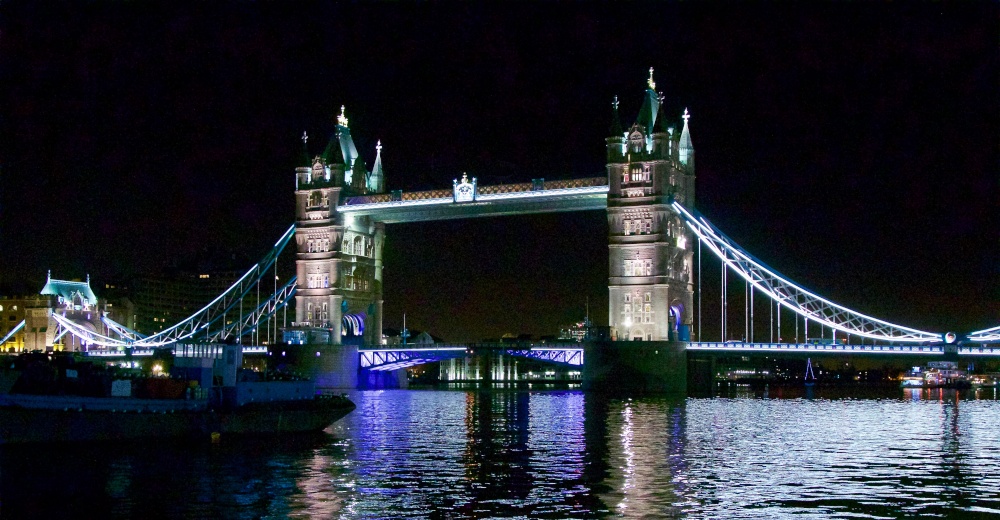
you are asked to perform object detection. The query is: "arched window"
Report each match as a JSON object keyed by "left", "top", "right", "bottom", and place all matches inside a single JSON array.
[{"left": 629, "top": 131, "right": 643, "bottom": 153}]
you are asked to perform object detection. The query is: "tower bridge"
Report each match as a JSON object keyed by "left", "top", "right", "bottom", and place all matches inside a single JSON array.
[{"left": 28, "top": 70, "right": 1000, "bottom": 391}]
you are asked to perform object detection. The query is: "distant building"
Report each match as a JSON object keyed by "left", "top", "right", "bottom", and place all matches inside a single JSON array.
[
  {"left": 131, "top": 270, "right": 241, "bottom": 336},
  {"left": 559, "top": 319, "right": 591, "bottom": 342}
]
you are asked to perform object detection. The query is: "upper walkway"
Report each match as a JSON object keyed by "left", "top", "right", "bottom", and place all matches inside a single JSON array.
[{"left": 338, "top": 177, "right": 609, "bottom": 223}]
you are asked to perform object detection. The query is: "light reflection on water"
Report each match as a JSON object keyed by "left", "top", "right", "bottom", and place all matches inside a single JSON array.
[{"left": 1, "top": 388, "right": 999, "bottom": 518}]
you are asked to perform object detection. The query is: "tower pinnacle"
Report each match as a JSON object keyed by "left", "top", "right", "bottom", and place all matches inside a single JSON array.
[
  {"left": 679, "top": 108, "right": 694, "bottom": 166},
  {"left": 647, "top": 67, "right": 656, "bottom": 90},
  {"left": 337, "top": 105, "right": 349, "bottom": 127}
]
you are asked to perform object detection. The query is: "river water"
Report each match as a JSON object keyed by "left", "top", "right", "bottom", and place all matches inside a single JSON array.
[{"left": 1, "top": 386, "right": 998, "bottom": 519}]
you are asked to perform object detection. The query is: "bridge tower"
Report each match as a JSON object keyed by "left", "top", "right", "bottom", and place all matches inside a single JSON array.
[
  {"left": 606, "top": 69, "right": 695, "bottom": 342},
  {"left": 291, "top": 106, "right": 385, "bottom": 346}
]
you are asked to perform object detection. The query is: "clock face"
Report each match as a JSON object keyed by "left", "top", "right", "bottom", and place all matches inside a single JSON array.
[{"left": 459, "top": 185, "right": 472, "bottom": 194}]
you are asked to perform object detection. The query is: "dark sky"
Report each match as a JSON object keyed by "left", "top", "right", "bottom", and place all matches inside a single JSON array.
[{"left": 2, "top": 3, "right": 997, "bottom": 340}]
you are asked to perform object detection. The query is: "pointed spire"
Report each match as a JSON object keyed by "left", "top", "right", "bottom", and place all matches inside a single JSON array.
[
  {"left": 656, "top": 92, "right": 671, "bottom": 133},
  {"left": 647, "top": 67, "right": 656, "bottom": 90},
  {"left": 609, "top": 95, "right": 623, "bottom": 136},
  {"left": 300, "top": 131, "right": 311, "bottom": 166},
  {"left": 47, "top": 269, "right": 51, "bottom": 281},
  {"left": 679, "top": 108, "right": 694, "bottom": 165},
  {"left": 369, "top": 140, "right": 384, "bottom": 193}
]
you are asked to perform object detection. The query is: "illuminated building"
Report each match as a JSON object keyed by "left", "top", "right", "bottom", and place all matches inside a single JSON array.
[
  {"left": 607, "top": 69, "right": 696, "bottom": 341},
  {"left": 0, "top": 272, "right": 128, "bottom": 352},
  {"left": 290, "top": 106, "right": 385, "bottom": 345}
]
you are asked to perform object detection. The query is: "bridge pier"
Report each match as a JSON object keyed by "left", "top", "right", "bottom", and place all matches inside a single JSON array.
[
  {"left": 269, "top": 344, "right": 360, "bottom": 390},
  {"left": 582, "top": 340, "right": 687, "bottom": 393}
]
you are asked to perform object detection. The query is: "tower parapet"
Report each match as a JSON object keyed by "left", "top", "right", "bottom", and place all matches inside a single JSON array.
[{"left": 606, "top": 69, "right": 696, "bottom": 342}]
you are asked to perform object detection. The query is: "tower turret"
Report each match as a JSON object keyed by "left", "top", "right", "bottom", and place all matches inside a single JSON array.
[
  {"left": 678, "top": 108, "right": 694, "bottom": 170},
  {"left": 368, "top": 140, "right": 384, "bottom": 193},
  {"left": 606, "top": 96, "right": 625, "bottom": 163}
]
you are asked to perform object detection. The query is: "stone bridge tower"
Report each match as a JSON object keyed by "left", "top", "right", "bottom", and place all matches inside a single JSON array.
[
  {"left": 292, "top": 106, "right": 385, "bottom": 346},
  {"left": 606, "top": 69, "right": 695, "bottom": 342}
]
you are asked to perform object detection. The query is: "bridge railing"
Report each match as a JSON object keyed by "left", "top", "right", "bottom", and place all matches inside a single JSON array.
[{"left": 686, "top": 341, "right": 945, "bottom": 354}]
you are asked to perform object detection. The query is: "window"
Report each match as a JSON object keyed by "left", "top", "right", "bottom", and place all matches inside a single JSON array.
[
  {"left": 624, "top": 220, "right": 632, "bottom": 235},
  {"left": 323, "top": 274, "right": 329, "bottom": 288},
  {"left": 624, "top": 293, "right": 631, "bottom": 303},
  {"left": 629, "top": 131, "right": 643, "bottom": 153},
  {"left": 644, "top": 292, "right": 651, "bottom": 302}
]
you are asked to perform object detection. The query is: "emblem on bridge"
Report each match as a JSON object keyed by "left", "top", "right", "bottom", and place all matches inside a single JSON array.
[{"left": 453, "top": 173, "right": 477, "bottom": 203}]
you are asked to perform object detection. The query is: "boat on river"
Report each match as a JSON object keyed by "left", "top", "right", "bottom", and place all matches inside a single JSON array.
[
  {"left": 0, "top": 346, "right": 354, "bottom": 444},
  {"left": 899, "top": 361, "right": 972, "bottom": 389}
]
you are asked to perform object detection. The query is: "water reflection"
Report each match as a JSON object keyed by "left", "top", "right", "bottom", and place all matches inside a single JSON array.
[{"left": 1, "top": 388, "right": 999, "bottom": 518}]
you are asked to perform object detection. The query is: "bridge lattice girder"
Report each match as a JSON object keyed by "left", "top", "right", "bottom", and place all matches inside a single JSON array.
[
  {"left": 967, "top": 325, "right": 1000, "bottom": 343},
  {"left": 672, "top": 201, "right": 943, "bottom": 343},
  {"left": 205, "top": 276, "right": 297, "bottom": 343},
  {"left": 360, "top": 345, "right": 584, "bottom": 371},
  {"left": 102, "top": 316, "right": 146, "bottom": 342}
]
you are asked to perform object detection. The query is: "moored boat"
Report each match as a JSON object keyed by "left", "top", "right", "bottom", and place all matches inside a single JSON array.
[{"left": 0, "top": 346, "right": 354, "bottom": 444}]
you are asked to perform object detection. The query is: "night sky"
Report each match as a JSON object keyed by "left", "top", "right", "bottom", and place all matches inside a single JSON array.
[{"left": 2, "top": 3, "right": 997, "bottom": 341}]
